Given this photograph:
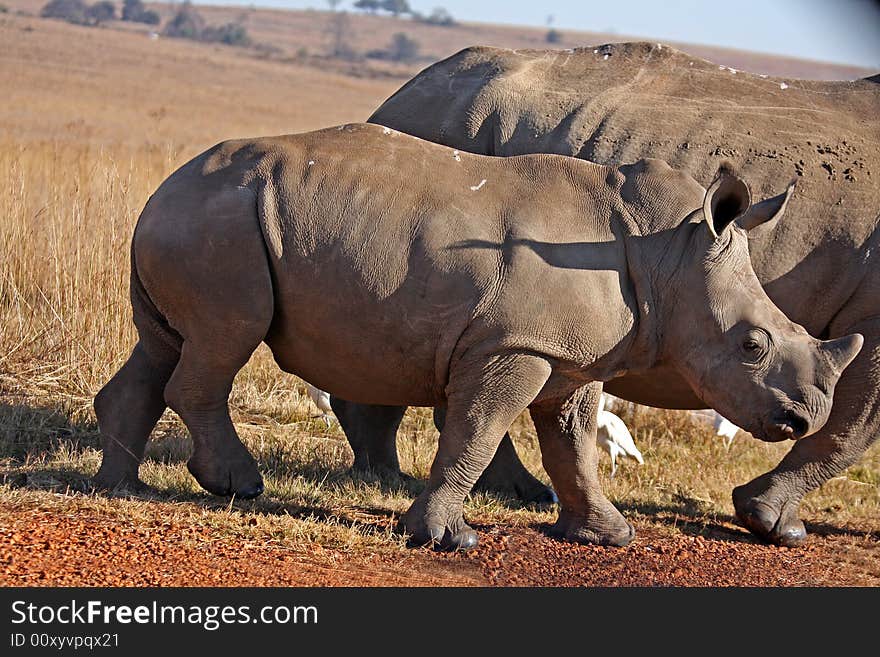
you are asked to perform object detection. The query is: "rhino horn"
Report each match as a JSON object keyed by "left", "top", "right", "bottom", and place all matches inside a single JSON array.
[
  {"left": 820, "top": 333, "right": 864, "bottom": 375},
  {"left": 736, "top": 180, "right": 796, "bottom": 232},
  {"left": 703, "top": 166, "right": 751, "bottom": 239}
]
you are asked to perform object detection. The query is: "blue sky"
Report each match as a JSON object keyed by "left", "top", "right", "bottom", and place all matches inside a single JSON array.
[{"left": 194, "top": 0, "right": 880, "bottom": 67}]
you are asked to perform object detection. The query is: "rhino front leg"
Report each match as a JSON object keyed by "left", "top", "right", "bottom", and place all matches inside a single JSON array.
[
  {"left": 733, "top": 319, "right": 880, "bottom": 546},
  {"left": 530, "top": 382, "right": 635, "bottom": 547},
  {"left": 400, "top": 353, "right": 552, "bottom": 550},
  {"left": 329, "top": 398, "right": 406, "bottom": 475},
  {"left": 331, "top": 397, "right": 557, "bottom": 504},
  {"left": 432, "top": 407, "right": 558, "bottom": 505}
]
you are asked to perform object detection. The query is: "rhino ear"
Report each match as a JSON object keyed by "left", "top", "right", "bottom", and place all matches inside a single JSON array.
[
  {"left": 703, "top": 166, "right": 751, "bottom": 239},
  {"left": 735, "top": 181, "right": 795, "bottom": 233}
]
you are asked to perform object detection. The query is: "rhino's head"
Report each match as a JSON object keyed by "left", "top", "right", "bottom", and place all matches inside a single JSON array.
[{"left": 664, "top": 168, "right": 862, "bottom": 442}]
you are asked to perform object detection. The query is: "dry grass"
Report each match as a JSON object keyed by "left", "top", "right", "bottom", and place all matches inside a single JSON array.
[{"left": 0, "top": 8, "right": 876, "bottom": 575}]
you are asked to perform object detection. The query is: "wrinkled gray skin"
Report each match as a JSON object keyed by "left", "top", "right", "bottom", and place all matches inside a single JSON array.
[
  {"left": 340, "top": 42, "right": 880, "bottom": 546},
  {"left": 92, "top": 122, "right": 861, "bottom": 550}
]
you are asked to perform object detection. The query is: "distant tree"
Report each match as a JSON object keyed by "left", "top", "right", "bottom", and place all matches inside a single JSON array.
[
  {"left": 40, "top": 0, "right": 89, "bottom": 25},
  {"left": 353, "top": 0, "right": 380, "bottom": 13},
  {"left": 387, "top": 31, "right": 418, "bottom": 61},
  {"left": 121, "top": 0, "right": 159, "bottom": 25},
  {"left": 545, "top": 28, "right": 562, "bottom": 44},
  {"left": 326, "top": 0, "right": 342, "bottom": 10},
  {"left": 138, "top": 7, "right": 158, "bottom": 24},
  {"left": 84, "top": 0, "right": 115, "bottom": 24},
  {"left": 381, "top": 0, "right": 410, "bottom": 17},
  {"left": 122, "top": 0, "right": 141, "bottom": 19},
  {"left": 416, "top": 7, "right": 455, "bottom": 26},
  {"left": 162, "top": 2, "right": 251, "bottom": 48},
  {"left": 326, "top": 10, "right": 355, "bottom": 59},
  {"left": 201, "top": 21, "right": 250, "bottom": 46},
  {"left": 162, "top": 2, "right": 205, "bottom": 39}
]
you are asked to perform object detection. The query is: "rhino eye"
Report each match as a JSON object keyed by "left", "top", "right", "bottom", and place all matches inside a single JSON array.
[{"left": 741, "top": 330, "right": 770, "bottom": 361}]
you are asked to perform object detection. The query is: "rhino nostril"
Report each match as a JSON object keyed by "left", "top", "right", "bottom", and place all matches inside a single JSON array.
[
  {"left": 782, "top": 410, "right": 809, "bottom": 439},
  {"left": 764, "top": 408, "right": 812, "bottom": 442}
]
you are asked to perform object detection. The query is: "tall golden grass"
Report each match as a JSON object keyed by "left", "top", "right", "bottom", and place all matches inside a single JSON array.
[
  {"left": 0, "top": 139, "right": 338, "bottom": 450},
  {"left": 1, "top": 142, "right": 178, "bottom": 404}
]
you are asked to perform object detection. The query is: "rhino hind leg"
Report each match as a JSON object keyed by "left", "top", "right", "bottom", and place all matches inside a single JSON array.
[
  {"left": 475, "top": 435, "right": 558, "bottom": 506},
  {"left": 329, "top": 397, "right": 406, "bottom": 476},
  {"left": 400, "top": 352, "right": 552, "bottom": 551},
  {"left": 93, "top": 339, "right": 178, "bottom": 492},
  {"left": 163, "top": 332, "right": 267, "bottom": 499},
  {"left": 733, "top": 318, "right": 880, "bottom": 547},
  {"left": 160, "top": 275, "right": 279, "bottom": 501},
  {"left": 531, "top": 383, "right": 634, "bottom": 547},
  {"left": 140, "top": 204, "right": 275, "bottom": 500}
]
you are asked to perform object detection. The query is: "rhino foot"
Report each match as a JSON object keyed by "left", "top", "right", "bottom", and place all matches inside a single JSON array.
[
  {"left": 349, "top": 464, "right": 416, "bottom": 485},
  {"left": 399, "top": 501, "right": 478, "bottom": 551},
  {"left": 549, "top": 508, "right": 635, "bottom": 547},
  {"left": 523, "top": 485, "right": 559, "bottom": 507},
  {"left": 91, "top": 467, "right": 147, "bottom": 494},
  {"left": 187, "top": 447, "right": 264, "bottom": 500},
  {"left": 404, "top": 523, "right": 479, "bottom": 552},
  {"left": 472, "top": 476, "right": 558, "bottom": 508},
  {"left": 732, "top": 485, "right": 807, "bottom": 547}
]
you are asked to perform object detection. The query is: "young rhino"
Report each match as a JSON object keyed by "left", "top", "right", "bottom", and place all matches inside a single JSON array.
[{"left": 92, "top": 124, "right": 862, "bottom": 550}]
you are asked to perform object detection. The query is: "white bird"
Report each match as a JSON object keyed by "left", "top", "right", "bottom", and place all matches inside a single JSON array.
[
  {"left": 713, "top": 412, "right": 741, "bottom": 449},
  {"left": 688, "top": 409, "right": 742, "bottom": 449},
  {"left": 596, "top": 405, "right": 644, "bottom": 477},
  {"left": 305, "top": 383, "right": 335, "bottom": 428}
]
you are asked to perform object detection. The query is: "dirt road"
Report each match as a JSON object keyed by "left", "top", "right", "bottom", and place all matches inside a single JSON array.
[{"left": 2, "top": 503, "right": 876, "bottom": 587}]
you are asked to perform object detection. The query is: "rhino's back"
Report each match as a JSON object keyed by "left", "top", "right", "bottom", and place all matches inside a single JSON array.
[
  {"left": 370, "top": 42, "right": 880, "bottom": 335},
  {"left": 229, "top": 125, "right": 636, "bottom": 404},
  {"left": 372, "top": 42, "right": 879, "bottom": 191}
]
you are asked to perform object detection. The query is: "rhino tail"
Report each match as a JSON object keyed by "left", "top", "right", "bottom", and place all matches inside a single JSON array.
[{"left": 129, "top": 240, "right": 183, "bottom": 359}]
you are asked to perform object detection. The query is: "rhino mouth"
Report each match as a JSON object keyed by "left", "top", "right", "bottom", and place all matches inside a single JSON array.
[{"left": 759, "top": 409, "right": 810, "bottom": 442}]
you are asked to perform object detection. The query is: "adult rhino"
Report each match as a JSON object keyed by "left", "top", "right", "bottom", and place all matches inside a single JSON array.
[
  {"left": 91, "top": 123, "right": 861, "bottom": 549},
  {"left": 333, "top": 42, "right": 880, "bottom": 547}
]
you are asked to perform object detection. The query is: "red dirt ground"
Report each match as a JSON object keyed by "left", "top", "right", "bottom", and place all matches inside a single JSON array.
[{"left": 1, "top": 503, "right": 876, "bottom": 587}]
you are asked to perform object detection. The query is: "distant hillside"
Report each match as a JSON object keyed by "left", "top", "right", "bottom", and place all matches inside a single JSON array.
[
  {"left": 0, "top": 10, "right": 399, "bottom": 148},
  {"left": 4, "top": 0, "right": 875, "bottom": 81},
  {"left": 1, "top": 1, "right": 875, "bottom": 153}
]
